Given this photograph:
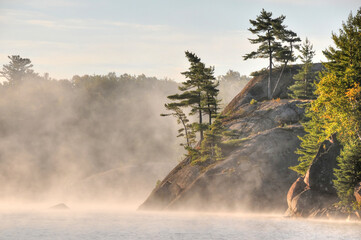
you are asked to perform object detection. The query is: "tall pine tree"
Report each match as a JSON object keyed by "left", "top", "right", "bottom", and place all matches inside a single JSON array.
[
  {"left": 243, "top": 9, "right": 287, "bottom": 99},
  {"left": 288, "top": 38, "right": 316, "bottom": 99}
]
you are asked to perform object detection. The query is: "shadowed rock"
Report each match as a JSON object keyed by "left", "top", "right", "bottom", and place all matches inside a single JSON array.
[
  {"left": 286, "top": 136, "right": 341, "bottom": 218},
  {"left": 287, "top": 176, "right": 307, "bottom": 207},
  {"left": 304, "top": 134, "right": 341, "bottom": 194}
]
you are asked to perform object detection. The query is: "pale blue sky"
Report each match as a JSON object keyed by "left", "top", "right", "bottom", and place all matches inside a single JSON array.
[{"left": 0, "top": 0, "right": 359, "bottom": 81}]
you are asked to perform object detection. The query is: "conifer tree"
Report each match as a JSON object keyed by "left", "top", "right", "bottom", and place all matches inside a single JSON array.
[
  {"left": 243, "top": 9, "right": 287, "bottom": 99},
  {"left": 161, "top": 104, "right": 196, "bottom": 149},
  {"left": 196, "top": 116, "right": 225, "bottom": 164},
  {"left": 167, "top": 51, "right": 219, "bottom": 141},
  {"left": 334, "top": 137, "right": 361, "bottom": 209},
  {"left": 290, "top": 105, "right": 327, "bottom": 175},
  {"left": 272, "top": 29, "right": 301, "bottom": 95},
  {"left": 288, "top": 38, "right": 316, "bottom": 99},
  {"left": 202, "top": 66, "right": 220, "bottom": 125},
  {"left": 0, "top": 55, "right": 33, "bottom": 85}
]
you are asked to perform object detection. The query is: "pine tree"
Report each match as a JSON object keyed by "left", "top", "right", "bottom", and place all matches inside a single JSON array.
[
  {"left": 243, "top": 9, "right": 287, "bottom": 99},
  {"left": 334, "top": 137, "right": 361, "bottom": 210},
  {"left": 161, "top": 104, "right": 196, "bottom": 149},
  {"left": 290, "top": 105, "right": 327, "bottom": 175},
  {"left": 288, "top": 38, "right": 316, "bottom": 99},
  {"left": 167, "top": 51, "right": 219, "bottom": 141},
  {"left": 195, "top": 116, "right": 225, "bottom": 165},
  {"left": 202, "top": 65, "right": 220, "bottom": 125},
  {"left": 272, "top": 29, "right": 301, "bottom": 95},
  {"left": 0, "top": 55, "right": 33, "bottom": 85}
]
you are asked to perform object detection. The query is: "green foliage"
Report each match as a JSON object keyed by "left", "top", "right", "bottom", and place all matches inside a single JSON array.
[
  {"left": 244, "top": 9, "right": 300, "bottom": 99},
  {"left": 292, "top": 8, "right": 361, "bottom": 210},
  {"left": 290, "top": 105, "right": 327, "bottom": 175},
  {"left": 221, "top": 138, "right": 248, "bottom": 147},
  {"left": 250, "top": 99, "right": 257, "bottom": 105},
  {"left": 167, "top": 51, "right": 219, "bottom": 141},
  {"left": 334, "top": 137, "right": 361, "bottom": 210},
  {"left": 289, "top": 38, "right": 316, "bottom": 99},
  {"left": 161, "top": 104, "right": 196, "bottom": 149},
  {"left": 192, "top": 116, "right": 226, "bottom": 165}
]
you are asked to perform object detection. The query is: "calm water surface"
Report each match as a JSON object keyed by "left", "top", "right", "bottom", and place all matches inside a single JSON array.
[{"left": 0, "top": 210, "right": 360, "bottom": 239}]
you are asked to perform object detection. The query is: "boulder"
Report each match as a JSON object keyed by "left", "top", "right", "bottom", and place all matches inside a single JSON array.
[
  {"left": 289, "top": 189, "right": 338, "bottom": 217},
  {"left": 287, "top": 176, "right": 307, "bottom": 207},
  {"left": 304, "top": 134, "right": 342, "bottom": 194},
  {"left": 354, "top": 182, "right": 361, "bottom": 203}
]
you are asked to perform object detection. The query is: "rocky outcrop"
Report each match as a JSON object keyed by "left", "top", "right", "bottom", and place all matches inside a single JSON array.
[
  {"left": 286, "top": 135, "right": 342, "bottom": 218},
  {"left": 139, "top": 100, "right": 307, "bottom": 212},
  {"left": 140, "top": 64, "right": 324, "bottom": 212},
  {"left": 304, "top": 134, "right": 341, "bottom": 194},
  {"left": 224, "top": 63, "right": 323, "bottom": 114}
]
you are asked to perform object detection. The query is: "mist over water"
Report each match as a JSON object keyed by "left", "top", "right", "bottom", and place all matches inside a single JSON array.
[
  {"left": 1, "top": 210, "right": 360, "bottom": 240},
  {"left": 0, "top": 73, "right": 182, "bottom": 206},
  {"left": 0, "top": 70, "right": 247, "bottom": 208}
]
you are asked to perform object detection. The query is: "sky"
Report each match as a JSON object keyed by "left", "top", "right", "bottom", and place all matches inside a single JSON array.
[{"left": 0, "top": 0, "right": 360, "bottom": 82}]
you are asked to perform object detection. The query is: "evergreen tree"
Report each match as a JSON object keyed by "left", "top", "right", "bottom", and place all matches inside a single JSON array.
[
  {"left": 334, "top": 137, "right": 361, "bottom": 210},
  {"left": 202, "top": 66, "right": 220, "bottom": 125},
  {"left": 290, "top": 105, "right": 327, "bottom": 175},
  {"left": 243, "top": 9, "right": 287, "bottom": 99},
  {"left": 161, "top": 104, "right": 196, "bottom": 149},
  {"left": 272, "top": 29, "right": 301, "bottom": 95},
  {"left": 167, "top": 51, "right": 219, "bottom": 141},
  {"left": 289, "top": 38, "right": 316, "bottom": 99},
  {"left": 195, "top": 116, "right": 225, "bottom": 165},
  {"left": 0, "top": 55, "right": 33, "bottom": 85}
]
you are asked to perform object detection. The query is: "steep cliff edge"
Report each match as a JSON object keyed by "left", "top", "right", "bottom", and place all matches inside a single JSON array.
[{"left": 139, "top": 65, "right": 320, "bottom": 212}]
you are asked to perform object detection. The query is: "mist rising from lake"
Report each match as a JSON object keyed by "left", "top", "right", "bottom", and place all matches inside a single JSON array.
[{"left": 1, "top": 210, "right": 360, "bottom": 240}]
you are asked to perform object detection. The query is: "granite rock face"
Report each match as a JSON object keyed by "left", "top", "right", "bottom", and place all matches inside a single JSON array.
[
  {"left": 140, "top": 65, "right": 324, "bottom": 212},
  {"left": 139, "top": 100, "right": 306, "bottom": 212},
  {"left": 286, "top": 135, "right": 342, "bottom": 218}
]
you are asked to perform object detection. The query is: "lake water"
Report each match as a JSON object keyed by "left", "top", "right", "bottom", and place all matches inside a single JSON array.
[{"left": 0, "top": 210, "right": 360, "bottom": 240}]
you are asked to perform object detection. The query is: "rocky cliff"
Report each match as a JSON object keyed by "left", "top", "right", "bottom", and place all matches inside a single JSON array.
[{"left": 139, "top": 64, "right": 322, "bottom": 212}]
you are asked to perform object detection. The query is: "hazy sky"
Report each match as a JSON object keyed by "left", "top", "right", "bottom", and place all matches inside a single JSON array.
[{"left": 0, "top": 0, "right": 359, "bottom": 81}]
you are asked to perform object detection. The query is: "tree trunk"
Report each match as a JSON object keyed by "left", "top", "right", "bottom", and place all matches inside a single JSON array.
[
  {"left": 269, "top": 52, "right": 272, "bottom": 99},
  {"left": 272, "top": 62, "right": 288, "bottom": 97},
  {"left": 199, "top": 102, "right": 203, "bottom": 141},
  {"left": 180, "top": 117, "right": 190, "bottom": 147}
]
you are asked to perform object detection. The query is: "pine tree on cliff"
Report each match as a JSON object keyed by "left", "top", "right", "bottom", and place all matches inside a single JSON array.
[
  {"left": 202, "top": 65, "right": 220, "bottom": 125},
  {"left": 195, "top": 116, "right": 225, "bottom": 165},
  {"left": 243, "top": 9, "right": 287, "bottom": 99},
  {"left": 334, "top": 137, "right": 361, "bottom": 209},
  {"left": 272, "top": 29, "right": 301, "bottom": 95},
  {"left": 161, "top": 104, "right": 196, "bottom": 150},
  {"left": 288, "top": 38, "right": 316, "bottom": 99},
  {"left": 167, "top": 51, "right": 219, "bottom": 141}
]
